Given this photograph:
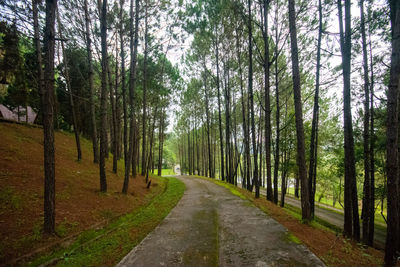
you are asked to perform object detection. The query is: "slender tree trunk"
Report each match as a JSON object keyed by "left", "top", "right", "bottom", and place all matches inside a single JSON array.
[
  {"left": 223, "top": 60, "right": 231, "bottom": 182},
  {"left": 141, "top": 0, "right": 148, "bottom": 176},
  {"left": 262, "top": 0, "right": 273, "bottom": 202},
  {"left": 288, "top": 0, "right": 310, "bottom": 221},
  {"left": 119, "top": 0, "right": 127, "bottom": 167},
  {"left": 273, "top": 4, "right": 280, "bottom": 206},
  {"left": 146, "top": 106, "right": 158, "bottom": 183},
  {"left": 157, "top": 107, "right": 164, "bottom": 176},
  {"left": 203, "top": 72, "right": 213, "bottom": 178},
  {"left": 308, "top": 0, "right": 322, "bottom": 218},
  {"left": 235, "top": 31, "right": 250, "bottom": 190},
  {"left": 35, "top": 0, "right": 57, "bottom": 234},
  {"left": 281, "top": 97, "right": 289, "bottom": 207},
  {"left": 248, "top": 0, "right": 259, "bottom": 198},
  {"left": 57, "top": 12, "right": 82, "bottom": 161},
  {"left": 338, "top": 0, "right": 360, "bottom": 240},
  {"left": 360, "top": 0, "right": 371, "bottom": 246},
  {"left": 43, "top": 0, "right": 57, "bottom": 231},
  {"left": 99, "top": 0, "right": 108, "bottom": 192},
  {"left": 122, "top": 0, "right": 139, "bottom": 194},
  {"left": 108, "top": 54, "right": 118, "bottom": 173},
  {"left": 385, "top": 1, "right": 400, "bottom": 265},
  {"left": 83, "top": 0, "right": 98, "bottom": 163},
  {"left": 368, "top": 33, "right": 375, "bottom": 246},
  {"left": 213, "top": 35, "right": 225, "bottom": 181}
]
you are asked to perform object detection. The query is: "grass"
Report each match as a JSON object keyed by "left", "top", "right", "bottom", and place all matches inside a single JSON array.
[
  {"left": 29, "top": 177, "right": 185, "bottom": 267},
  {"left": 160, "top": 169, "right": 176, "bottom": 176},
  {"left": 191, "top": 175, "right": 383, "bottom": 266},
  {"left": 0, "top": 122, "right": 179, "bottom": 264}
]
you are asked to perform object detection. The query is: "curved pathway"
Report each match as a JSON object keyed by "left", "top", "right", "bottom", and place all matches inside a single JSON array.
[{"left": 117, "top": 176, "right": 325, "bottom": 266}]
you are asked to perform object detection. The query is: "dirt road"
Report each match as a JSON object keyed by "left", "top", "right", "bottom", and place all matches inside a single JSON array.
[{"left": 117, "top": 176, "right": 325, "bottom": 266}]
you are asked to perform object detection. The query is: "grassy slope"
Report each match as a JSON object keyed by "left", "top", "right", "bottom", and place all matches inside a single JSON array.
[
  {"left": 30, "top": 177, "right": 184, "bottom": 267},
  {"left": 0, "top": 122, "right": 184, "bottom": 265},
  {"left": 194, "top": 175, "right": 384, "bottom": 267}
]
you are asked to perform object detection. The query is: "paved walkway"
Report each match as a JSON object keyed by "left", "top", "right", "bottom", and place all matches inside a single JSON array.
[{"left": 117, "top": 176, "right": 325, "bottom": 266}]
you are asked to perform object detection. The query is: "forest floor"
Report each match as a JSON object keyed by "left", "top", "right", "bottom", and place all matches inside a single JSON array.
[
  {"left": 118, "top": 176, "right": 325, "bottom": 266},
  {"left": 0, "top": 121, "right": 180, "bottom": 265}
]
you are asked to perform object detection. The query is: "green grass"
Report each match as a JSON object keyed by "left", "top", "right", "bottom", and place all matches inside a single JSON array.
[
  {"left": 29, "top": 177, "right": 185, "bottom": 267},
  {"left": 160, "top": 169, "right": 176, "bottom": 176}
]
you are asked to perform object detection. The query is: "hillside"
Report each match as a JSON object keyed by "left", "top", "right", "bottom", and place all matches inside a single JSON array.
[{"left": 0, "top": 121, "right": 163, "bottom": 264}]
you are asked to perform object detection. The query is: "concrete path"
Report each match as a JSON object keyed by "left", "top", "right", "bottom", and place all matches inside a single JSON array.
[{"left": 117, "top": 176, "right": 325, "bottom": 267}]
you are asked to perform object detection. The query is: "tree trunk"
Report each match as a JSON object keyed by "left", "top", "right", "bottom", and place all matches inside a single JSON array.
[
  {"left": 122, "top": 0, "right": 139, "bottom": 194},
  {"left": 248, "top": 0, "right": 259, "bottom": 198},
  {"left": 146, "top": 106, "right": 158, "bottom": 183},
  {"left": 288, "top": 0, "right": 311, "bottom": 221},
  {"left": 338, "top": 0, "right": 360, "bottom": 240},
  {"left": 214, "top": 34, "right": 225, "bottom": 181},
  {"left": 119, "top": 0, "right": 127, "bottom": 166},
  {"left": 262, "top": 0, "right": 273, "bottom": 202},
  {"left": 141, "top": 0, "right": 148, "bottom": 176},
  {"left": 108, "top": 53, "right": 118, "bottom": 173},
  {"left": 83, "top": 0, "right": 99, "bottom": 164},
  {"left": 35, "top": 0, "right": 56, "bottom": 234},
  {"left": 273, "top": 23, "right": 280, "bottom": 207},
  {"left": 360, "top": 0, "right": 371, "bottom": 246},
  {"left": 43, "top": 0, "right": 57, "bottom": 233},
  {"left": 308, "top": 0, "right": 322, "bottom": 218},
  {"left": 368, "top": 33, "right": 375, "bottom": 246},
  {"left": 57, "top": 11, "right": 82, "bottom": 161},
  {"left": 99, "top": 0, "right": 108, "bottom": 192},
  {"left": 385, "top": 1, "right": 400, "bottom": 265}
]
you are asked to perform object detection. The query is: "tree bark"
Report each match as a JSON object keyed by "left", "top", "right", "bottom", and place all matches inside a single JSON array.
[
  {"left": 248, "top": 0, "right": 259, "bottom": 198},
  {"left": 338, "top": 0, "right": 360, "bottom": 240},
  {"left": 288, "top": 0, "right": 311, "bottom": 221},
  {"left": 108, "top": 54, "right": 118, "bottom": 173},
  {"left": 99, "top": 0, "right": 108, "bottom": 192},
  {"left": 368, "top": 33, "right": 375, "bottom": 246},
  {"left": 141, "top": 0, "right": 148, "bottom": 176},
  {"left": 308, "top": 0, "right": 322, "bottom": 218},
  {"left": 262, "top": 0, "right": 273, "bottom": 203},
  {"left": 360, "top": 0, "right": 372, "bottom": 246},
  {"left": 214, "top": 33, "right": 225, "bottom": 181},
  {"left": 385, "top": 1, "right": 400, "bottom": 265},
  {"left": 122, "top": 0, "right": 139, "bottom": 194},
  {"left": 273, "top": 22, "right": 280, "bottom": 207},
  {"left": 119, "top": 0, "right": 128, "bottom": 168},
  {"left": 41, "top": 0, "right": 57, "bottom": 234},
  {"left": 202, "top": 70, "right": 213, "bottom": 178}
]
